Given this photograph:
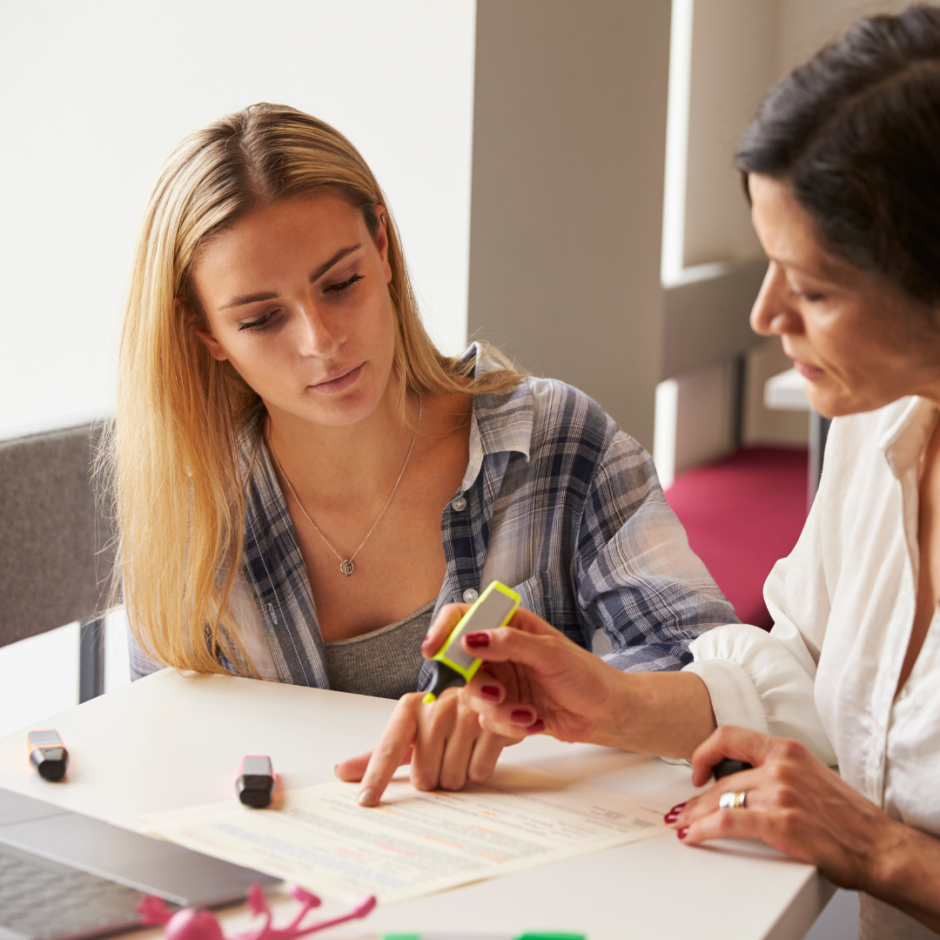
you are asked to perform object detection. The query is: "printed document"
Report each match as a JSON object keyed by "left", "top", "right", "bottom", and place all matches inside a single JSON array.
[{"left": 141, "top": 765, "right": 667, "bottom": 904}]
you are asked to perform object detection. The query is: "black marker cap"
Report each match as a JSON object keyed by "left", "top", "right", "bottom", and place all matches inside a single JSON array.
[
  {"left": 237, "top": 774, "right": 275, "bottom": 808},
  {"left": 713, "top": 758, "right": 753, "bottom": 780},
  {"left": 30, "top": 746, "right": 69, "bottom": 782},
  {"left": 424, "top": 661, "right": 466, "bottom": 702}
]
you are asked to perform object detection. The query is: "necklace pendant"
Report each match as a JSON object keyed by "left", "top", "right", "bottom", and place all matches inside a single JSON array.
[{"left": 339, "top": 560, "right": 355, "bottom": 577}]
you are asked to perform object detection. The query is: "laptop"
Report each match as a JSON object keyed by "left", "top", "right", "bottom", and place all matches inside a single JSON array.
[{"left": 0, "top": 788, "right": 279, "bottom": 940}]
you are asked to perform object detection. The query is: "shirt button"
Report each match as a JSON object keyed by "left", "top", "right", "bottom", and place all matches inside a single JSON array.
[
  {"left": 462, "top": 588, "right": 479, "bottom": 603},
  {"left": 451, "top": 495, "right": 467, "bottom": 512}
]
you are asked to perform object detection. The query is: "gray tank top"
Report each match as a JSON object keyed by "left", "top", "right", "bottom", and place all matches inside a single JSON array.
[{"left": 324, "top": 600, "right": 435, "bottom": 700}]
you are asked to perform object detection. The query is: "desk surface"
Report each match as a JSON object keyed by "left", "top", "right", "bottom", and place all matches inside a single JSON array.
[{"left": 0, "top": 671, "right": 832, "bottom": 940}]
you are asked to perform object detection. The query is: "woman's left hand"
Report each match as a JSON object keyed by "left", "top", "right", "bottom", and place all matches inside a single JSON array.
[
  {"left": 334, "top": 689, "right": 518, "bottom": 807},
  {"left": 670, "top": 725, "right": 904, "bottom": 892}
]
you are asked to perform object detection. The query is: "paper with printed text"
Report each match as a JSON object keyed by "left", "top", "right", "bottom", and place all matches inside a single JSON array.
[{"left": 141, "top": 765, "right": 667, "bottom": 904}]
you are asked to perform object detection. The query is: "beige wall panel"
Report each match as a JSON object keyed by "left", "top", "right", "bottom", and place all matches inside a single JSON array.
[
  {"left": 468, "top": 0, "right": 672, "bottom": 451},
  {"left": 673, "top": 361, "right": 737, "bottom": 474},
  {"left": 683, "top": 0, "right": 775, "bottom": 268},
  {"left": 743, "top": 338, "right": 810, "bottom": 446},
  {"left": 775, "top": 0, "right": 919, "bottom": 78}
]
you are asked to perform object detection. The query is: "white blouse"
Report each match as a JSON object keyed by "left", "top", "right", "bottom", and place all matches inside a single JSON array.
[{"left": 684, "top": 396, "right": 940, "bottom": 940}]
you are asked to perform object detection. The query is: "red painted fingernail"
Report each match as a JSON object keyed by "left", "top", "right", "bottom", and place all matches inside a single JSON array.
[
  {"left": 465, "top": 632, "right": 490, "bottom": 649},
  {"left": 664, "top": 811, "right": 678, "bottom": 824},
  {"left": 677, "top": 827, "right": 689, "bottom": 840},
  {"left": 480, "top": 685, "right": 500, "bottom": 702},
  {"left": 511, "top": 709, "right": 535, "bottom": 724},
  {"left": 669, "top": 802, "right": 687, "bottom": 815},
  {"left": 527, "top": 719, "right": 546, "bottom": 733}
]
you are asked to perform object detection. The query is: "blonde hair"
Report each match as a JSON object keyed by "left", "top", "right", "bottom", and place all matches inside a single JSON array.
[{"left": 110, "top": 103, "right": 520, "bottom": 676}]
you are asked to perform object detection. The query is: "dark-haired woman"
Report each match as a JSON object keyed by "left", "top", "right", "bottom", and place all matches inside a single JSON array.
[{"left": 363, "top": 7, "right": 940, "bottom": 937}]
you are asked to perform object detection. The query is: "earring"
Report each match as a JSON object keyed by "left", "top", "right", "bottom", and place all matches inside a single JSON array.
[{"left": 380, "top": 214, "right": 386, "bottom": 224}]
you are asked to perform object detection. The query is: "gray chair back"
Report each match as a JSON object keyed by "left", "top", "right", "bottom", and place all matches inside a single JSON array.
[{"left": 0, "top": 422, "right": 116, "bottom": 699}]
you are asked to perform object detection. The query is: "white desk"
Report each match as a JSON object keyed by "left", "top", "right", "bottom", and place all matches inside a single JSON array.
[{"left": 0, "top": 671, "right": 834, "bottom": 939}]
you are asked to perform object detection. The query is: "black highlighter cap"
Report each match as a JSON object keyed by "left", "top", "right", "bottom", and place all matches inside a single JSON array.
[
  {"left": 713, "top": 758, "right": 753, "bottom": 780},
  {"left": 236, "top": 774, "right": 275, "bottom": 808},
  {"left": 30, "top": 746, "right": 69, "bottom": 782},
  {"left": 425, "top": 661, "right": 466, "bottom": 701}
]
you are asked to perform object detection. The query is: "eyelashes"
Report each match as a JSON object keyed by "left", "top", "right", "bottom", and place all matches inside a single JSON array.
[
  {"left": 788, "top": 287, "right": 827, "bottom": 304},
  {"left": 237, "top": 274, "right": 365, "bottom": 331},
  {"left": 327, "top": 273, "right": 364, "bottom": 294},
  {"left": 239, "top": 310, "right": 276, "bottom": 331}
]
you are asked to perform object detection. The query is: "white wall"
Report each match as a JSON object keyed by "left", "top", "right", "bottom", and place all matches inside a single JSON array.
[{"left": 0, "top": 0, "right": 476, "bottom": 440}]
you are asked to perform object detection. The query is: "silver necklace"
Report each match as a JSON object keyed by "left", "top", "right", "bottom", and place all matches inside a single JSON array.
[{"left": 268, "top": 398, "right": 422, "bottom": 578}]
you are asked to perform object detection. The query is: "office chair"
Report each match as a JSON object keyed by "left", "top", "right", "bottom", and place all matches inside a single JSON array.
[{"left": 0, "top": 422, "right": 116, "bottom": 702}]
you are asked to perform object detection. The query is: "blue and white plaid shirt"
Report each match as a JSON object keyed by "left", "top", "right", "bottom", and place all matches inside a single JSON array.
[{"left": 131, "top": 346, "right": 737, "bottom": 686}]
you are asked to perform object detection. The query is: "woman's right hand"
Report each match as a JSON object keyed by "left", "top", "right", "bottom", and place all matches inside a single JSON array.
[{"left": 426, "top": 605, "right": 628, "bottom": 747}]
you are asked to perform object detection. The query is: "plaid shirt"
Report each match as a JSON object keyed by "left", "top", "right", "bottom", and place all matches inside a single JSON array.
[{"left": 131, "top": 346, "right": 736, "bottom": 686}]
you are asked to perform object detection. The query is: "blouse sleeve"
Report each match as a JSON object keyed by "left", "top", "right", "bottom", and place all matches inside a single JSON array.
[
  {"left": 683, "top": 428, "right": 839, "bottom": 765},
  {"left": 575, "top": 430, "right": 741, "bottom": 673}
]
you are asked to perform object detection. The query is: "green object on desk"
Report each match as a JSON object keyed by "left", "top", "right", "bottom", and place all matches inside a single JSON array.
[{"left": 381, "top": 933, "right": 586, "bottom": 939}]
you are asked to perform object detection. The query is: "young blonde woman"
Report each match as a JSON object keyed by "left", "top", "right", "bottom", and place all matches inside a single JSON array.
[{"left": 113, "top": 103, "right": 735, "bottom": 794}]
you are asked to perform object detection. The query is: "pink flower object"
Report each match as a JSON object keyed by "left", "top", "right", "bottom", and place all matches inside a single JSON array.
[{"left": 137, "top": 884, "right": 377, "bottom": 940}]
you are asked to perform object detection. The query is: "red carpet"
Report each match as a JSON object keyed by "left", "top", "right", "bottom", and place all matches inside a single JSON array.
[{"left": 664, "top": 447, "right": 809, "bottom": 629}]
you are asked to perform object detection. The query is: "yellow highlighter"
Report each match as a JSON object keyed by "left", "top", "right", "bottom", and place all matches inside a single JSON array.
[{"left": 423, "top": 581, "right": 521, "bottom": 703}]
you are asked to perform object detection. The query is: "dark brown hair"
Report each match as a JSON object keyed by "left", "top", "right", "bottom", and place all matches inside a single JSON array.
[{"left": 736, "top": 5, "right": 940, "bottom": 304}]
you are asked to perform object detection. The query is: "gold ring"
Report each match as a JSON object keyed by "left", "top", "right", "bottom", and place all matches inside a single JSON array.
[{"left": 718, "top": 789, "right": 747, "bottom": 810}]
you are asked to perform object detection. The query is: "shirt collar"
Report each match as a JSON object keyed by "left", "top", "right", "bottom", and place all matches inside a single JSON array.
[
  {"left": 458, "top": 342, "right": 533, "bottom": 492},
  {"left": 879, "top": 396, "right": 939, "bottom": 479}
]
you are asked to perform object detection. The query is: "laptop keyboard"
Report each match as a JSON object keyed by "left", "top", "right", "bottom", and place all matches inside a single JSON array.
[{"left": 0, "top": 841, "right": 154, "bottom": 940}]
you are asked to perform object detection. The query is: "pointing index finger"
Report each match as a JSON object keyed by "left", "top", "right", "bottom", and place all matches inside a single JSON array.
[{"left": 357, "top": 696, "right": 422, "bottom": 806}]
